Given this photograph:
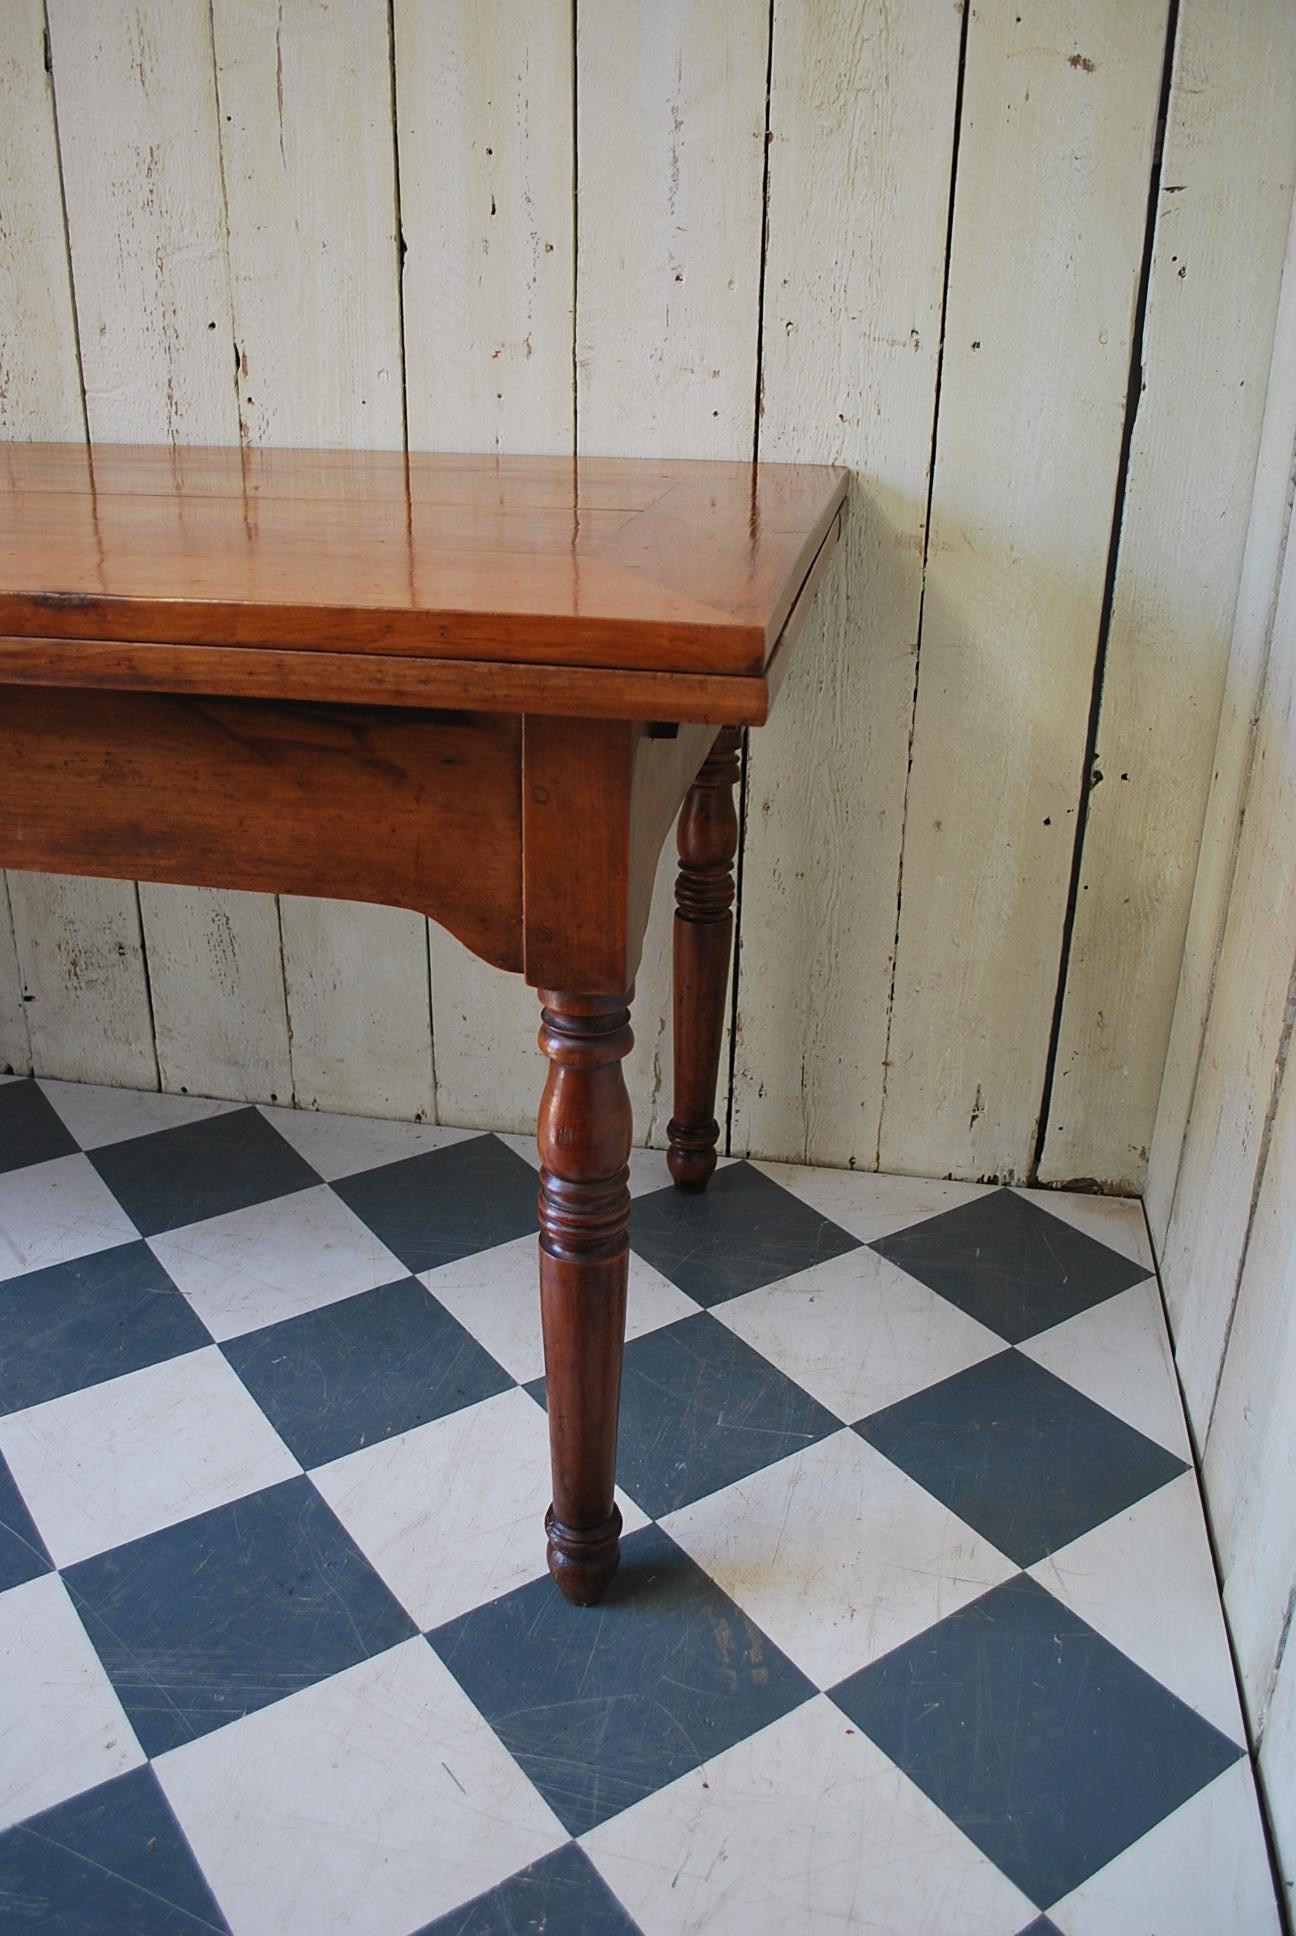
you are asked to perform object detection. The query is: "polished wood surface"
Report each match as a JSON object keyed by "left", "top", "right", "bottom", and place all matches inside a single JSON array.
[
  {"left": 0, "top": 689, "right": 523, "bottom": 971},
  {"left": 0, "top": 443, "right": 845, "bottom": 1606},
  {"left": 668, "top": 728, "right": 743, "bottom": 1189},
  {"left": 0, "top": 444, "right": 847, "bottom": 683},
  {"left": 536, "top": 990, "right": 635, "bottom": 1604}
]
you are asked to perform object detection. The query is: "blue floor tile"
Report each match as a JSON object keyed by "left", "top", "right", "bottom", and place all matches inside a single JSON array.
[
  {"left": 832, "top": 1572, "right": 1242, "bottom": 1908},
  {"left": 871, "top": 1187, "right": 1151, "bottom": 1342},
  {"left": 528, "top": 1312, "right": 841, "bottom": 1518},
  {"left": 222, "top": 1276, "right": 512, "bottom": 1467},
  {"left": 430, "top": 1522, "right": 815, "bottom": 1836},
  {"left": 0, "top": 1452, "right": 52, "bottom": 1593},
  {"left": 332, "top": 1135, "right": 539, "bottom": 1273},
  {"left": 629, "top": 1162, "right": 861, "bottom": 1305},
  {"left": 0, "top": 1080, "right": 78, "bottom": 1177},
  {"left": 88, "top": 1108, "right": 319, "bottom": 1238},
  {"left": 0, "top": 1765, "right": 229, "bottom": 1933},
  {"left": 856, "top": 1348, "right": 1186, "bottom": 1565},
  {"left": 416, "top": 1840, "right": 643, "bottom": 1935},
  {"left": 0, "top": 1243, "right": 210, "bottom": 1414},
  {"left": 63, "top": 1476, "right": 417, "bottom": 1755}
]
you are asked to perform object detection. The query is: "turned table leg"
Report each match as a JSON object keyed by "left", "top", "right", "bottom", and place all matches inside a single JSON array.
[
  {"left": 536, "top": 989, "right": 634, "bottom": 1606},
  {"left": 667, "top": 726, "right": 742, "bottom": 1192}
]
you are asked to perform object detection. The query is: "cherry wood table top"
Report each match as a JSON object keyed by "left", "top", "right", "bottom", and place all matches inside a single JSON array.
[{"left": 0, "top": 445, "right": 847, "bottom": 723}]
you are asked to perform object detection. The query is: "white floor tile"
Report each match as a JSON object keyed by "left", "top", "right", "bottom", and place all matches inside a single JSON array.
[
  {"left": 1020, "top": 1280, "right": 1190, "bottom": 1456},
  {"left": 422, "top": 1234, "right": 699, "bottom": 1385},
  {"left": 155, "top": 1635, "right": 565, "bottom": 1936},
  {"left": 752, "top": 1160, "right": 995, "bottom": 1244},
  {"left": 662, "top": 1429, "right": 1016, "bottom": 1690},
  {"left": 1029, "top": 1472, "right": 1246, "bottom": 1743},
  {"left": 147, "top": 1184, "right": 406, "bottom": 1341},
  {"left": 0, "top": 1154, "right": 138, "bottom": 1279},
  {"left": 258, "top": 1105, "right": 477, "bottom": 1181},
  {"left": 714, "top": 1246, "right": 1004, "bottom": 1423},
  {"left": 0, "top": 1572, "right": 144, "bottom": 1829},
  {"left": 1016, "top": 1185, "right": 1154, "bottom": 1273},
  {"left": 0, "top": 1347, "right": 299, "bottom": 1567},
  {"left": 1049, "top": 1759, "right": 1280, "bottom": 1936},
  {"left": 582, "top": 1693, "right": 1035, "bottom": 1936},
  {"left": 312, "top": 1386, "right": 649, "bottom": 1631},
  {"left": 39, "top": 1079, "right": 237, "bottom": 1151}
]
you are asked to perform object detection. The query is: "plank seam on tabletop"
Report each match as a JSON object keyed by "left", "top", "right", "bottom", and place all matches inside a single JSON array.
[
  {"left": 872, "top": 0, "right": 972, "bottom": 1174},
  {"left": 723, "top": 0, "right": 776, "bottom": 1159},
  {"left": 1030, "top": 0, "right": 1183, "bottom": 1186}
]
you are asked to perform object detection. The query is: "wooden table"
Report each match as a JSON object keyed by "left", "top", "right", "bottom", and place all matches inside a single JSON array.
[{"left": 0, "top": 443, "right": 846, "bottom": 1605}]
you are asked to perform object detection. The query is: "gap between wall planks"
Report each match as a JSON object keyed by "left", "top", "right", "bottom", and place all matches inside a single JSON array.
[
  {"left": 395, "top": 0, "right": 572, "bottom": 1138},
  {"left": 2, "top": 0, "right": 1292, "bottom": 1196},
  {"left": 879, "top": 0, "right": 1170, "bottom": 1185},
  {"left": 211, "top": 0, "right": 433, "bottom": 1120},
  {"left": 1037, "top": 0, "right": 1296, "bottom": 1189},
  {"left": 0, "top": 0, "right": 157, "bottom": 1091},
  {"left": 730, "top": 0, "right": 964, "bottom": 1170},
  {"left": 0, "top": 0, "right": 70, "bottom": 1077},
  {"left": 576, "top": 0, "right": 769, "bottom": 1147}
]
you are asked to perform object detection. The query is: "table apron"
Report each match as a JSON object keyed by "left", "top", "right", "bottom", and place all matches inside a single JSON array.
[{"left": 0, "top": 686, "right": 525, "bottom": 974}]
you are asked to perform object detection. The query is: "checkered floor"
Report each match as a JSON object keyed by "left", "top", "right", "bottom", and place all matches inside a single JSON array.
[{"left": 0, "top": 1074, "right": 1280, "bottom": 1934}]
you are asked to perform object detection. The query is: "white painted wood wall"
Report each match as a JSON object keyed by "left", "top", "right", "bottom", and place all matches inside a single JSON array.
[
  {"left": 2, "top": 0, "right": 1294, "bottom": 1200},
  {"left": 1145, "top": 180, "right": 1296, "bottom": 1916}
]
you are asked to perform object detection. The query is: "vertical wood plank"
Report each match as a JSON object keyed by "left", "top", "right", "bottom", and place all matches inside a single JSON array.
[
  {"left": 880, "top": 0, "right": 1169, "bottom": 1182},
  {"left": 1206, "top": 1001, "right": 1296, "bottom": 1713},
  {"left": 143, "top": 889, "right": 293, "bottom": 1103},
  {"left": 45, "top": 0, "right": 290, "bottom": 1099},
  {"left": 0, "top": 0, "right": 84, "bottom": 439},
  {"left": 730, "top": 0, "right": 963, "bottom": 1167},
  {"left": 576, "top": 0, "right": 767, "bottom": 463},
  {"left": 1147, "top": 189, "right": 1296, "bottom": 1246},
  {"left": 0, "top": 0, "right": 83, "bottom": 1078},
  {"left": 395, "top": 0, "right": 574, "bottom": 1130},
  {"left": 1039, "top": 0, "right": 1296, "bottom": 1189},
  {"left": 212, "top": 0, "right": 431, "bottom": 1118},
  {"left": 6, "top": 872, "right": 157, "bottom": 1088},
  {"left": 47, "top": 0, "right": 238, "bottom": 442},
  {"left": 397, "top": 0, "right": 574, "bottom": 458},
  {"left": 278, "top": 899, "right": 432, "bottom": 1120},
  {"left": 1160, "top": 495, "right": 1296, "bottom": 1431},
  {"left": 577, "top": 0, "right": 767, "bottom": 1141},
  {"left": 212, "top": 0, "right": 403, "bottom": 450}
]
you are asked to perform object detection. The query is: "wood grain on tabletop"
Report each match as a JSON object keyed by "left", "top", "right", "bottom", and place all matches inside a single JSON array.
[{"left": 0, "top": 444, "right": 847, "bottom": 676}]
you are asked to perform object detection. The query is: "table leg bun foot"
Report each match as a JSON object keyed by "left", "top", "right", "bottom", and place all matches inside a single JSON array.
[
  {"left": 665, "top": 1117, "right": 719, "bottom": 1192},
  {"left": 545, "top": 1502, "right": 623, "bottom": 1605}
]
